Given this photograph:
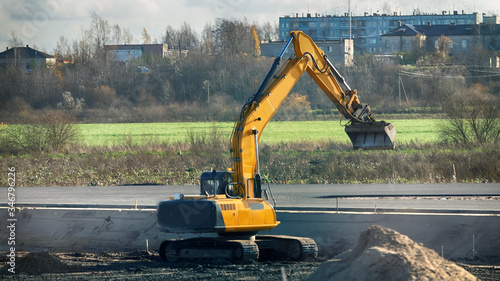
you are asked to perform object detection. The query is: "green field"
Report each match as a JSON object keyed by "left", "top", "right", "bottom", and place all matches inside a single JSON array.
[{"left": 78, "top": 119, "right": 442, "bottom": 146}]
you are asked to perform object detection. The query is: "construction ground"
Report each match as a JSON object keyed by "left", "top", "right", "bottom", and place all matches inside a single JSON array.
[{"left": 1, "top": 206, "right": 499, "bottom": 280}]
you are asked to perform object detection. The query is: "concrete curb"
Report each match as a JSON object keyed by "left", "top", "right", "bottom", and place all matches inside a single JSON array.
[{"left": 1, "top": 207, "right": 499, "bottom": 260}]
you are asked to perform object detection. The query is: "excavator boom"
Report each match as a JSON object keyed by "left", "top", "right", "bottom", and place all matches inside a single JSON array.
[{"left": 231, "top": 30, "right": 396, "bottom": 198}]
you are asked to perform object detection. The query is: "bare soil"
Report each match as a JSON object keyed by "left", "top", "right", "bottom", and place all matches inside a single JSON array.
[
  {"left": 0, "top": 250, "right": 499, "bottom": 281},
  {"left": 305, "top": 225, "right": 497, "bottom": 281}
]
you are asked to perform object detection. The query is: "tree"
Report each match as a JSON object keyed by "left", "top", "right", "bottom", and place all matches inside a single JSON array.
[
  {"left": 55, "top": 36, "right": 72, "bottom": 60},
  {"left": 214, "top": 18, "right": 253, "bottom": 55},
  {"left": 8, "top": 31, "right": 23, "bottom": 47},
  {"left": 161, "top": 23, "right": 198, "bottom": 56},
  {"left": 251, "top": 25, "right": 261, "bottom": 57},
  {"left": 201, "top": 22, "right": 215, "bottom": 54},
  {"left": 122, "top": 27, "right": 134, "bottom": 44},
  {"left": 111, "top": 24, "right": 122, "bottom": 44},
  {"left": 259, "top": 21, "right": 277, "bottom": 42},
  {"left": 89, "top": 11, "right": 111, "bottom": 59},
  {"left": 178, "top": 22, "right": 198, "bottom": 50},
  {"left": 437, "top": 34, "right": 451, "bottom": 57},
  {"left": 162, "top": 25, "right": 177, "bottom": 47},
  {"left": 441, "top": 84, "right": 500, "bottom": 145},
  {"left": 142, "top": 27, "right": 152, "bottom": 44}
]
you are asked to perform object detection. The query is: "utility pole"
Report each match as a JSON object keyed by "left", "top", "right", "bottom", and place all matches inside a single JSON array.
[
  {"left": 398, "top": 71, "right": 401, "bottom": 107},
  {"left": 348, "top": 0, "right": 352, "bottom": 40}
]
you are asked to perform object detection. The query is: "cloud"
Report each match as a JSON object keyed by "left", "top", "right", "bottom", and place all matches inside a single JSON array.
[{"left": 1, "top": 0, "right": 499, "bottom": 51}]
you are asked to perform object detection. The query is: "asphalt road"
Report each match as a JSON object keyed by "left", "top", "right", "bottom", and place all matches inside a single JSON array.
[{"left": 3, "top": 183, "right": 500, "bottom": 213}]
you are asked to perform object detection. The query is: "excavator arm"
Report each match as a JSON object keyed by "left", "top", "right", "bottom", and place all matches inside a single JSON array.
[
  {"left": 230, "top": 31, "right": 396, "bottom": 199},
  {"left": 156, "top": 31, "right": 395, "bottom": 261}
]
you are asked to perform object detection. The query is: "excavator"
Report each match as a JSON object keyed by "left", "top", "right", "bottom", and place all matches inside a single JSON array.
[{"left": 156, "top": 31, "right": 396, "bottom": 262}]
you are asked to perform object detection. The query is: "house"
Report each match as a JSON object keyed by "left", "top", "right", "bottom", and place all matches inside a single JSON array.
[
  {"left": 0, "top": 45, "right": 55, "bottom": 73},
  {"left": 260, "top": 39, "right": 354, "bottom": 66},
  {"left": 381, "top": 23, "right": 426, "bottom": 53},
  {"left": 382, "top": 23, "right": 500, "bottom": 57},
  {"left": 104, "top": 44, "right": 188, "bottom": 63},
  {"left": 417, "top": 23, "right": 481, "bottom": 56},
  {"left": 104, "top": 44, "right": 169, "bottom": 62}
]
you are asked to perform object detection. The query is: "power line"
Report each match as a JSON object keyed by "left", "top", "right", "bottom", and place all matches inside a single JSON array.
[{"left": 399, "top": 70, "right": 500, "bottom": 79}]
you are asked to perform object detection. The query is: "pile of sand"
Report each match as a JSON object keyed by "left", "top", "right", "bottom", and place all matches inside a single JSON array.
[
  {"left": 305, "top": 225, "right": 478, "bottom": 281},
  {"left": 1, "top": 252, "right": 83, "bottom": 275}
]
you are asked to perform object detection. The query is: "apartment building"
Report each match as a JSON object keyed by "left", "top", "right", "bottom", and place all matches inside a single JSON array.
[{"left": 279, "top": 11, "right": 492, "bottom": 53}]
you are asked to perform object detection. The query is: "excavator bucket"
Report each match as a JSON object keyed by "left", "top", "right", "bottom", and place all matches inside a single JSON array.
[{"left": 345, "top": 121, "right": 396, "bottom": 150}]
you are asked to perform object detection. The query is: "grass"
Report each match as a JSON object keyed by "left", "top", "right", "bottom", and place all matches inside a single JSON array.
[
  {"left": 77, "top": 122, "right": 233, "bottom": 146},
  {"left": 3, "top": 119, "right": 499, "bottom": 187},
  {"left": 77, "top": 119, "right": 442, "bottom": 146}
]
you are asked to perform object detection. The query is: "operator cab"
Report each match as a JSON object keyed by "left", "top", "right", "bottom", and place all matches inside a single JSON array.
[{"left": 200, "top": 170, "right": 234, "bottom": 196}]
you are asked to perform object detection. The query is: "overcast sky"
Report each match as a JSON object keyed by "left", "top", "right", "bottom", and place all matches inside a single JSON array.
[{"left": 1, "top": 0, "right": 499, "bottom": 53}]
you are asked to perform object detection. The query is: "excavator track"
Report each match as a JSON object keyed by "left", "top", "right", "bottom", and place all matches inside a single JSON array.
[
  {"left": 159, "top": 238, "right": 259, "bottom": 262},
  {"left": 159, "top": 235, "right": 317, "bottom": 263},
  {"left": 255, "top": 235, "right": 318, "bottom": 261}
]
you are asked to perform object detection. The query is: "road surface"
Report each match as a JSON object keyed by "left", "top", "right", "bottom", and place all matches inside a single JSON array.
[{"left": 2, "top": 183, "right": 499, "bottom": 213}]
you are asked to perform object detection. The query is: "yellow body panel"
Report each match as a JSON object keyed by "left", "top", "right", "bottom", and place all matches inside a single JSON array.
[
  {"left": 168, "top": 195, "right": 279, "bottom": 233},
  {"left": 219, "top": 197, "right": 279, "bottom": 232}
]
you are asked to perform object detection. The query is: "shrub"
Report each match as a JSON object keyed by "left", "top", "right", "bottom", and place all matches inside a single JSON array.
[
  {"left": 1, "top": 110, "right": 79, "bottom": 154},
  {"left": 440, "top": 84, "right": 500, "bottom": 146}
]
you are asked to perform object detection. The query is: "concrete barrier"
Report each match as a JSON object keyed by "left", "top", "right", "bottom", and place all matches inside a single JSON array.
[{"left": 1, "top": 207, "right": 499, "bottom": 260}]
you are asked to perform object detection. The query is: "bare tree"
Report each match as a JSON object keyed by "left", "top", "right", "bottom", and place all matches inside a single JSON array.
[
  {"left": 162, "top": 25, "right": 177, "bottom": 47},
  {"left": 89, "top": 11, "right": 111, "bottom": 58},
  {"left": 214, "top": 18, "right": 253, "bottom": 55},
  {"left": 178, "top": 22, "right": 198, "bottom": 49},
  {"left": 201, "top": 22, "right": 215, "bottom": 54},
  {"left": 55, "top": 36, "right": 72, "bottom": 60},
  {"left": 8, "top": 31, "right": 24, "bottom": 47},
  {"left": 122, "top": 27, "right": 134, "bottom": 44},
  {"left": 437, "top": 34, "right": 451, "bottom": 57},
  {"left": 259, "top": 21, "right": 278, "bottom": 42},
  {"left": 441, "top": 83, "right": 500, "bottom": 145},
  {"left": 111, "top": 24, "right": 122, "bottom": 44},
  {"left": 142, "top": 27, "right": 152, "bottom": 44}
]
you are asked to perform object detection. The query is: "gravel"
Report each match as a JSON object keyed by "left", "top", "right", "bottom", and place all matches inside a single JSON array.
[{"left": 0, "top": 250, "right": 498, "bottom": 280}]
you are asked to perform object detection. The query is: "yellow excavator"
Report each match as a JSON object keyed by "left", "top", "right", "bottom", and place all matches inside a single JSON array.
[{"left": 157, "top": 31, "right": 396, "bottom": 262}]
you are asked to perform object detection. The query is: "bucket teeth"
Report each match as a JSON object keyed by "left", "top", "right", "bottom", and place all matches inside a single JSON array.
[{"left": 345, "top": 121, "right": 396, "bottom": 150}]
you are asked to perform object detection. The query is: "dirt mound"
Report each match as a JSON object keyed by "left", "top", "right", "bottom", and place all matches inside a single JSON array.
[
  {"left": 1, "top": 252, "right": 83, "bottom": 275},
  {"left": 304, "top": 225, "right": 478, "bottom": 281}
]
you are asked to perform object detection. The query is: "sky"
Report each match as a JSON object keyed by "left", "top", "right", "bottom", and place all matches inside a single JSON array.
[{"left": 1, "top": 0, "right": 499, "bottom": 53}]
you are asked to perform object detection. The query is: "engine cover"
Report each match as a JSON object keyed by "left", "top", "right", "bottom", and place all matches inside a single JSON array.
[{"left": 157, "top": 199, "right": 225, "bottom": 233}]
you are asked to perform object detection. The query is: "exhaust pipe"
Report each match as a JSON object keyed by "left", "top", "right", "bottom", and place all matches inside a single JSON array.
[{"left": 345, "top": 121, "right": 396, "bottom": 150}]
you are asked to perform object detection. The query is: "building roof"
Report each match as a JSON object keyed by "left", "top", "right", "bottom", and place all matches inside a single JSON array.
[
  {"left": 0, "top": 46, "right": 54, "bottom": 60},
  {"left": 415, "top": 24, "right": 479, "bottom": 36},
  {"left": 382, "top": 23, "right": 500, "bottom": 38},
  {"left": 382, "top": 24, "right": 425, "bottom": 37}
]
